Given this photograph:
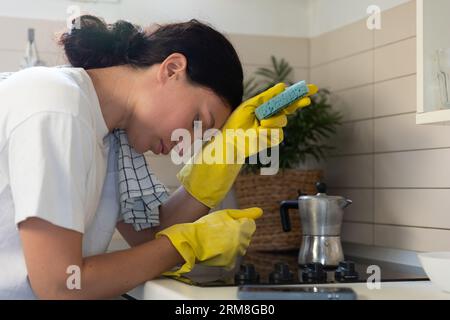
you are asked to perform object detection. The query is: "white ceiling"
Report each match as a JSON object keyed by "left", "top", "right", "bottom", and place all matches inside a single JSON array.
[{"left": 0, "top": 0, "right": 411, "bottom": 37}]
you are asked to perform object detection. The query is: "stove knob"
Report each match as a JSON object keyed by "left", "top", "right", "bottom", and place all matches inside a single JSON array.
[
  {"left": 335, "top": 261, "right": 359, "bottom": 282},
  {"left": 269, "top": 262, "right": 294, "bottom": 284},
  {"left": 301, "top": 263, "right": 327, "bottom": 283},
  {"left": 235, "top": 264, "right": 260, "bottom": 285}
]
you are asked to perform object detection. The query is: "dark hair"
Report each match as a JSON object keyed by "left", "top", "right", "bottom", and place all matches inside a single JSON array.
[{"left": 59, "top": 15, "right": 243, "bottom": 109}]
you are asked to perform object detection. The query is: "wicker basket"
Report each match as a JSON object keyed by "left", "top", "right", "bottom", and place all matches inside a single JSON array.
[{"left": 234, "top": 169, "right": 323, "bottom": 251}]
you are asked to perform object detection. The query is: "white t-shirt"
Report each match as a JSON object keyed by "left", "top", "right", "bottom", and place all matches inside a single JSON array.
[{"left": 0, "top": 67, "right": 120, "bottom": 299}]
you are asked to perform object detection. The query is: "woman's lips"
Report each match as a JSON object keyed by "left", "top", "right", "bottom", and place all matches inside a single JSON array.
[
  {"left": 161, "top": 140, "right": 171, "bottom": 155},
  {"left": 153, "top": 140, "right": 171, "bottom": 155},
  {"left": 154, "top": 140, "right": 163, "bottom": 155}
]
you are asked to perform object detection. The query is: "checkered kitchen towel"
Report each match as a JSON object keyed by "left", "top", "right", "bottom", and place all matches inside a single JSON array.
[
  {"left": 1, "top": 70, "right": 170, "bottom": 231},
  {"left": 111, "top": 129, "right": 170, "bottom": 231}
]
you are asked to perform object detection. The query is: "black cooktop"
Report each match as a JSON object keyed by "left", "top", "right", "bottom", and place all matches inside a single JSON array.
[{"left": 173, "top": 250, "right": 429, "bottom": 287}]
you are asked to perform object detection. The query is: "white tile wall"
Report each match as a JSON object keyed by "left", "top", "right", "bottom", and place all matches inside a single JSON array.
[
  {"left": 374, "top": 37, "right": 416, "bottom": 82},
  {"left": 374, "top": 189, "right": 450, "bottom": 229},
  {"left": 324, "top": 155, "right": 373, "bottom": 188},
  {"left": 374, "top": 225, "right": 450, "bottom": 252},
  {"left": 330, "top": 120, "right": 374, "bottom": 155},
  {"left": 374, "top": 0, "right": 416, "bottom": 47},
  {"left": 329, "top": 188, "right": 374, "bottom": 223},
  {"left": 242, "top": 64, "right": 309, "bottom": 85},
  {"left": 374, "top": 113, "right": 450, "bottom": 152},
  {"left": 374, "top": 149, "right": 450, "bottom": 188},
  {"left": 310, "top": 51, "right": 373, "bottom": 92},
  {"left": 331, "top": 85, "right": 373, "bottom": 121},
  {"left": 313, "top": 1, "right": 450, "bottom": 252},
  {"left": 342, "top": 222, "right": 374, "bottom": 245},
  {"left": 310, "top": 19, "right": 373, "bottom": 67},
  {"left": 230, "top": 34, "right": 309, "bottom": 68},
  {"left": 374, "top": 75, "right": 416, "bottom": 117}
]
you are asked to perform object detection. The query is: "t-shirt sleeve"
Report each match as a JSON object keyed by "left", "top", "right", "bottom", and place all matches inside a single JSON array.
[{"left": 8, "top": 112, "right": 94, "bottom": 233}]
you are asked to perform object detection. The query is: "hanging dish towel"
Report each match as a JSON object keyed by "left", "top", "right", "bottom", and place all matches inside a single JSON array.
[{"left": 112, "top": 129, "right": 170, "bottom": 231}]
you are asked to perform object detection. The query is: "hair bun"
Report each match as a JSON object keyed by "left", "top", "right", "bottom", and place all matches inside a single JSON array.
[
  {"left": 110, "top": 20, "right": 144, "bottom": 61},
  {"left": 59, "top": 15, "right": 145, "bottom": 68}
]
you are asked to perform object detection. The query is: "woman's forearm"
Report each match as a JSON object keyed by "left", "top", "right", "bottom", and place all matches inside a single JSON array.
[
  {"left": 49, "top": 236, "right": 183, "bottom": 299},
  {"left": 20, "top": 217, "right": 184, "bottom": 300},
  {"left": 157, "top": 186, "right": 210, "bottom": 230}
]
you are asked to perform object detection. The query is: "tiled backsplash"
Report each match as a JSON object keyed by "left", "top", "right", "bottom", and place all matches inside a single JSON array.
[{"left": 316, "top": 0, "right": 450, "bottom": 252}]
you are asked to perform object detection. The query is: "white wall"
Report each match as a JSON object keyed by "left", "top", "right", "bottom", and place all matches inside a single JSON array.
[
  {"left": 308, "top": 0, "right": 411, "bottom": 36},
  {"left": 0, "top": 0, "right": 311, "bottom": 37}
]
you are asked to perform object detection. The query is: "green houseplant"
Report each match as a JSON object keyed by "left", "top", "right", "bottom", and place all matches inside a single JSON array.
[{"left": 234, "top": 56, "right": 342, "bottom": 251}]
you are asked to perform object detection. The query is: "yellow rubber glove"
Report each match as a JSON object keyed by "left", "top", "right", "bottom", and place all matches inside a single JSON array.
[
  {"left": 178, "top": 82, "right": 319, "bottom": 208},
  {"left": 156, "top": 207, "right": 263, "bottom": 277}
]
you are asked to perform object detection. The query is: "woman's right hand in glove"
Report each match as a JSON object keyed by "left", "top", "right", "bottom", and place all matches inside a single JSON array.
[{"left": 155, "top": 207, "right": 263, "bottom": 277}]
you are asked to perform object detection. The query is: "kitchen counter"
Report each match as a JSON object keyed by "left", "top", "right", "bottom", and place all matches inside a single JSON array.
[{"left": 126, "top": 278, "right": 450, "bottom": 300}]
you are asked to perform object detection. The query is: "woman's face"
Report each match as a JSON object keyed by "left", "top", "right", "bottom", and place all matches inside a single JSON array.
[{"left": 126, "top": 54, "right": 233, "bottom": 155}]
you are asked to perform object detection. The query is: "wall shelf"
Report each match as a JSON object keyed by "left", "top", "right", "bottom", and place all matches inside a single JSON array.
[{"left": 416, "top": 108, "right": 450, "bottom": 125}]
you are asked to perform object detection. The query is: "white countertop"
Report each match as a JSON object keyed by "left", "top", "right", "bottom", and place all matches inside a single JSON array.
[{"left": 126, "top": 278, "right": 450, "bottom": 300}]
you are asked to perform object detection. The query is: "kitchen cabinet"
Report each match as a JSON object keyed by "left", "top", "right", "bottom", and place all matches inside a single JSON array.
[{"left": 416, "top": 0, "right": 450, "bottom": 125}]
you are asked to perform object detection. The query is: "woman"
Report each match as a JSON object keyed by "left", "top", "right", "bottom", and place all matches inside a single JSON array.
[{"left": 0, "top": 15, "right": 313, "bottom": 299}]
